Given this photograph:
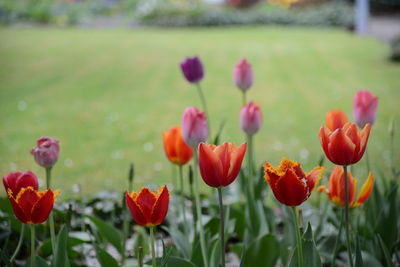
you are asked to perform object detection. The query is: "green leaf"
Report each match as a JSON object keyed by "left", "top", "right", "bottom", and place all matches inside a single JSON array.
[
  {"left": 242, "top": 234, "right": 279, "bottom": 267},
  {"left": 377, "top": 234, "right": 394, "bottom": 267},
  {"left": 86, "top": 215, "right": 123, "bottom": 253},
  {"left": 53, "top": 225, "right": 70, "bottom": 267},
  {"left": 95, "top": 246, "right": 119, "bottom": 267},
  {"left": 0, "top": 248, "right": 12, "bottom": 267},
  {"left": 209, "top": 240, "right": 221, "bottom": 267},
  {"left": 355, "top": 235, "right": 364, "bottom": 267},
  {"left": 164, "top": 226, "right": 190, "bottom": 259},
  {"left": 377, "top": 181, "right": 398, "bottom": 250},
  {"left": 166, "top": 256, "right": 196, "bottom": 267},
  {"left": 25, "top": 256, "right": 50, "bottom": 267}
]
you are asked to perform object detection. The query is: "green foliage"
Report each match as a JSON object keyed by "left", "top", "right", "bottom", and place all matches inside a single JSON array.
[
  {"left": 389, "top": 35, "right": 400, "bottom": 62},
  {"left": 241, "top": 233, "right": 280, "bottom": 267},
  {"left": 53, "top": 225, "right": 70, "bottom": 267}
]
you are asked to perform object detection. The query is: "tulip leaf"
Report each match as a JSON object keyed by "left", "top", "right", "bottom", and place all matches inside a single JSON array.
[
  {"left": 0, "top": 248, "right": 12, "bottom": 267},
  {"left": 165, "top": 256, "right": 196, "bottom": 267},
  {"left": 86, "top": 215, "right": 123, "bottom": 253},
  {"left": 355, "top": 235, "right": 364, "bottom": 267},
  {"left": 163, "top": 226, "right": 190, "bottom": 259},
  {"left": 209, "top": 240, "right": 221, "bottom": 267},
  {"left": 377, "top": 234, "right": 394, "bottom": 267},
  {"left": 52, "top": 225, "right": 70, "bottom": 267},
  {"left": 26, "top": 256, "right": 50, "bottom": 267},
  {"left": 241, "top": 233, "right": 280, "bottom": 267},
  {"left": 95, "top": 245, "right": 119, "bottom": 267}
]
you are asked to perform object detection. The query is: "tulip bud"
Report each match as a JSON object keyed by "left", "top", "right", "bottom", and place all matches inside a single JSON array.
[
  {"left": 31, "top": 136, "right": 60, "bottom": 169},
  {"left": 128, "top": 163, "right": 135, "bottom": 184},
  {"left": 240, "top": 101, "right": 262, "bottom": 136},
  {"left": 233, "top": 59, "right": 253, "bottom": 92},
  {"left": 180, "top": 57, "right": 204, "bottom": 84},
  {"left": 181, "top": 107, "right": 208, "bottom": 148},
  {"left": 325, "top": 109, "right": 348, "bottom": 131},
  {"left": 353, "top": 90, "right": 379, "bottom": 128}
]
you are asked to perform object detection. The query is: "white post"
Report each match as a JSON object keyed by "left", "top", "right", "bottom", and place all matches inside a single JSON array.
[{"left": 355, "top": 0, "right": 369, "bottom": 35}]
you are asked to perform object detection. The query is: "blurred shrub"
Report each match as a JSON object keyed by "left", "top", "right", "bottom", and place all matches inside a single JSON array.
[
  {"left": 137, "top": 1, "right": 354, "bottom": 28},
  {"left": 389, "top": 35, "right": 400, "bottom": 62}
]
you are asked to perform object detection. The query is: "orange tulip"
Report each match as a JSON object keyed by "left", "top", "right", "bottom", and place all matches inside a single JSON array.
[
  {"left": 319, "top": 122, "right": 371, "bottom": 166},
  {"left": 7, "top": 186, "right": 59, "bottom": 224},
  {"left": 264, "top": 158, "right": 324, "bottom": 206},
  {"left": 125, "top": 186, "right": 169, "bottom": 227},
  {"left": 162, "top": 126, "right": 193, "bottom": 165},
  {"left": 198, "top": 142, "right": 246, "bottom": 187},
  {"left": 318, "top": 165, "right": 374, "bottom": 207},
  {"left": 325, "top": 109, "right": 348, "bottom": 131}
]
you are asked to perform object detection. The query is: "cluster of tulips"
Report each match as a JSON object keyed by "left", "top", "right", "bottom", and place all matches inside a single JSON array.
[{"left": 3, "top": 55, "right": 381, "bottom": 267}]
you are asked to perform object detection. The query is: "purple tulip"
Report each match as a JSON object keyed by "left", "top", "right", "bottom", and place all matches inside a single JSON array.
[
  {"left": 240, "top": 101, "right": 262, "bottom": 136},
  {"left": 353, "top": 90, "right": 378, "bottom": 128},
  {"left": 31, "top": 136, "right": 60, "bottom": 169},
  {"left": 181, "top": 107, "right": 208, "bottom": 148},
  {"left": 233, "top": 58, "right": 253, "bottom": 92},
  {"left": 180, "top": 57, "right": 204, "bottom": 84}
]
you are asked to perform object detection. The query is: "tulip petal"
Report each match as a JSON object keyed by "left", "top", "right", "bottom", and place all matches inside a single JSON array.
[
  {"left": 9, "top": 196, "right": 29, "bottom": 224},
  {"left": 151, "top": 186, "right": 169, "bottom": 225},
  {"left": 327, "top": 128, "right": 356, "bottom": 165},
  {"left": 356, "top": 123, "right": 371, "bottom": 162},
  {"left": 16, "top": 171, "right": 39, "bottom": 192},
  {"left": 214, "top": 143, "right": 231, "bottom": 179},
  {"left": 136, "top": 188, "right": 157, "bottom": 221},
  {"left": 328, "top": 166, "right": 343, "bottom": 201},
  {"left": 318, "top": 126, "right": 331, "bottom": 160},
  {"left": 274, "top": 169, "right": 308, "bottom": 206},
  {"left": 306, "top": 166, "right": 324, "bottom": 192},
  {"left": 198, "top": 143, "right": 224, "bottom": 187},
  {"left": 31, "top": 189, "right": 55, "bottom": 224},
  {"left": 15, "top": 187, "right": 41, "bottom": 219},
  {"left": 353, "top": 172, "right": 374, "bottom": 207},
  {"left": 126, "top": 192, "right": 147, "bottom": 226},
  {"left": 225, "top": 143, "right": 247, "bottom": 186},
  {"left": 343, "top": 123, "right": 361, "bottom": 160}
]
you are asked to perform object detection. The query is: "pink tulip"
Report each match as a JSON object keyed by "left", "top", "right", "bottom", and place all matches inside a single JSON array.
[
  {"left": 353, "top": 90, "right": 378, "bottom": 128},
  {"left": 233, "top": 59, "right": 253, "bottom": 91},
  {"left": 240, "top": 101, "right": 263, "bottom": 136},
  {"left": 181, "top": 107, "right": 208, "bottom": 148},
  {"left": 31, "top": 136, "right": 60, "bottom": 169}
]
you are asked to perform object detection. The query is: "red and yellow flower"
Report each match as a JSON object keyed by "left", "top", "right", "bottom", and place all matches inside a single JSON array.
[
  {"left": 125, "top": 186, "right": 169, "bottom": 227},
  {"left": 162, "top": 126, "right": 193, "bottom": 165},
  {"left": 7, "top": 186, "right": 59, "bottom": 224},
  {"left": 264, "top": 158, "right": 324, "bottom": 206},
  {"left": 317, "top": 166, "right": 374, "bottom": 208},
  {"left": 325, "top": 109, "right": 348, "bottom": 131},
  {"left": 319, "top": 122, "right": 371, "bottom": 166},
  {"left": 198, "top": 142, "right": 247, "bottom": 188}
]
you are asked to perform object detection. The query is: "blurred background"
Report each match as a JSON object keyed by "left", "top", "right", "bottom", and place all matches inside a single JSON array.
[{"left": 0, "top": 0, "right": 399, "bottom": 198}]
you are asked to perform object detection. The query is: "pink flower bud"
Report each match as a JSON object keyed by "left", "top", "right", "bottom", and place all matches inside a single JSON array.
[
  {"left": 353, "top": 90, "right": 378, "bottom": 128},
  {"left": 240, "top": 101, "right": 262, "bottom": 136},
  {"left": 233, "top": 58, "right": 253, "bottom": 91},
  {"left": 181, "top": 107, "right": 208, "bottom": 148},
  {"left": 31, "top": 136, "right": 60, "bottom": 169}
]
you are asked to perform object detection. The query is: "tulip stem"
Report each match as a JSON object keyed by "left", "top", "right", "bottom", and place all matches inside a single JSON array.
[
  {"left": 246, "top": 134, "right": 254, "bottom": 178},
  {"left": 332, "top": 209, "right": 344, "bottom": 267},
  {"left": 343, "top": 166, "right": 354, "bottom": 267},
  {"left": 291, "top": 206, "right": 303, "bottom": 267},
  {"left": 196, "top": 83, "right": 212, "bottom": 141},
  {"left": 150, "top": 227, "right": 156, "bottom": 267},
  {"left": 138, "top": 246, "right": 144, "bottom": 267},
  {"left": 217, "top": 188, "right": 226, "bottom": 267},
  {"left": 30, "top": 225, "right": 36, "bottom": 267},
  {"left": 194, "top": 149, "right": 209, "bottom": 267},
  {"left": 179, "top": 165, "right": 189, "bottom": 239},
  {"left": 10, "top": 223, "right": 25, "bottom": 262},
  {"left": 242, "top": 91, "right": 247, "bottom": 106},
  {"left": 45, "top": 168, "right": 57, "bottom": 254}
]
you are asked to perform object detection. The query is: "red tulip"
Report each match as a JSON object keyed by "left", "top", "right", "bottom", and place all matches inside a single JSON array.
[
  {"left": 198, "top": 142, "right": 247, "bottom": 187},
  {"left": 162, "top": 126, "right": 193, "bottom": 165},
  {"left": 3, "top": 171, "right": 39, "bottom": 196},
  {"left": 318, "top": 165, "right": 374, "bottom": 208},
  {"left": 325, "top": 109, "right": 348, "bottom": 131},
  {"left": 319, "top": 122, "right": 371, "bottom": 166},
  {"left": 353, "top": 90, "right": 378, "bottom": 128},
  {"left": 233, "top": 59, "right": 253, "bottom": 92},
  {"left": 125, "top": 186, "right": 169, "bottom": 227},
  {"left": 31, "top": 136, "right": 60, "bottom": 168},
  {"left": 7, "top": 186, "right": 59, "bottom": 224},
  {"left": 264, "top": 158, "right": 324, "bottom": 206}
]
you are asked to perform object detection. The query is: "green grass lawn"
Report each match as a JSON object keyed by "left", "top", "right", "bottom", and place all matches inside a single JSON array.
[{"left": 0, "top": 26, "right": 399, "bottom": 198}]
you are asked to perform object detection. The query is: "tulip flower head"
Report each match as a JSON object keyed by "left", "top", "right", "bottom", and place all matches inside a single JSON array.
[
  {"left": 198, "top": 142, "right": 247, "bottom": 188},
  {"left": 325, "top": 109, "right": 348, "bottom": 131},
  {"left": 181, "top": 106, "right": 208, "bottom": 148},
  {"left": 125, "top": 186, "right": 169, "bottom": 227},
  {"left": 6, "top": 185, "right": 59, "bottom": 224},
  {"left": 180, "top": 56, "right": 204, "bottom": 84},
  {"left": 318, "top": 165, "right": 374, "bottom": 208},
  {"left": 264, "top": 158, "right": 324, "bottom": 206},
  {"left": 162, "top": 126, "right": 193, "bottom": 166},
  {"left": 353, "top": 90, "right": 379, "bottom": 128},
  {"left": 319, "top": 122, "right": 371, "bottom": 166},
  {"left": 240, "top": 101, "right": 263, "bottom": 136},
  {"left": 31, "top": 136, "right": 60, "bottom": 169},
  {"left": 3, "top": 171, "right": 39, "bottom": 196},
  {"left": 233, "top": 59, "right": 253, "bottom": 92}
]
